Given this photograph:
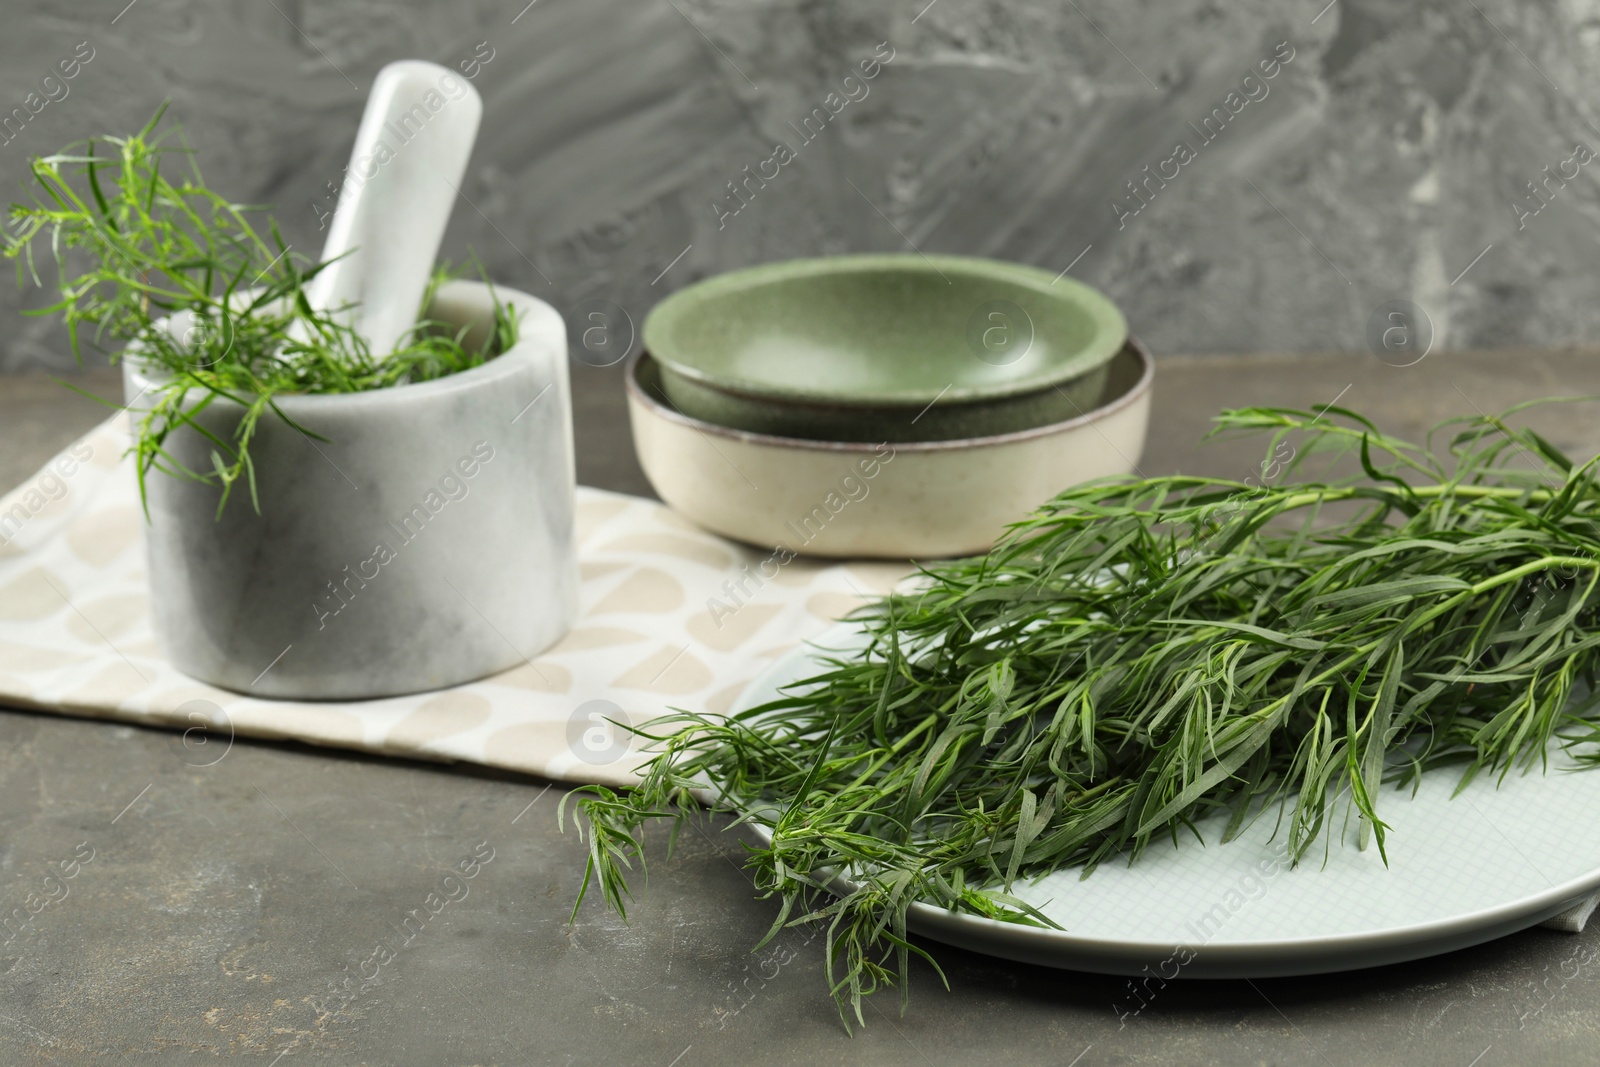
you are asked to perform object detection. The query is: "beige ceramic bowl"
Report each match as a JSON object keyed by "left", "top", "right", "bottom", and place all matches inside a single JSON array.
[{"left": 627, "top": 338, "right": 1153, "bottom": 559}]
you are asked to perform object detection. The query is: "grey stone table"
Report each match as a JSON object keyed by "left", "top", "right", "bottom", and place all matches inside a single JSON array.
[{"left": 3, "top": 350, "right": 1600, "bottom": 1065}]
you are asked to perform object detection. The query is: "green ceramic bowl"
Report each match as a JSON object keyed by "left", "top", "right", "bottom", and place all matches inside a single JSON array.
[{"left": 641, "top": 254, "right": 1127, "bottom": 442}]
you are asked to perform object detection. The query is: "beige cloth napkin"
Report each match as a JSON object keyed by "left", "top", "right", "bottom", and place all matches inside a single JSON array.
[
  {"left": 1543, "top": 894, "right": 1599, "bottom": 934},
  {"left": 0, "top": 416, "right": 911, "bottom": 789}
]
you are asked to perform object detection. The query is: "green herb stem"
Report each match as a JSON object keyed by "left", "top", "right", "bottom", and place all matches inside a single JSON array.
[
  {"left": 5, "top": 106, "right": 520, "bottom": 515},
  {"left": 565, "top": 402, "right": 1600, "bottom": 1030}
]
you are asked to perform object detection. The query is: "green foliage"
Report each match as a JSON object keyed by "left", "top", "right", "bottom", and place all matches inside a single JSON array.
[
  {"left": 5, "top": 105, "right": 518, "bottom": 515},
  {"left": 565, "top": 402, "right": 1600, "bottom": 1030}
]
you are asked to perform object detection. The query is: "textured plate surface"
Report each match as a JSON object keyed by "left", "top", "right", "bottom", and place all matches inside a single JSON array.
[{"left": 735, "top": 624, "right": 1600, "bottom": 978}]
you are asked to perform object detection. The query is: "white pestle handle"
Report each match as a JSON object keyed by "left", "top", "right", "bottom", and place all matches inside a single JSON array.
[{"left": 307, "top": 60, "right": 483, "bottom": 359}]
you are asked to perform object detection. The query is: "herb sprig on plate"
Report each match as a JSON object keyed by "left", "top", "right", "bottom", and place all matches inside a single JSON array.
[{"left": 565, "top": 402, "right": 1600, "bottom": 1029}]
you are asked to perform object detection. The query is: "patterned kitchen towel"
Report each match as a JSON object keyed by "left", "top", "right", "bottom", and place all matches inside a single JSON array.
[
  {"left": 0, "top": 416, "right": 911, "bottom": 790},
  {"left": 1544, "top": 893, "right": 1599, "bottom": 934}
]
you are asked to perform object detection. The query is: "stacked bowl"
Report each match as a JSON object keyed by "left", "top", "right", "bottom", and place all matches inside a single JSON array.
[{"left": 627, "top": 254, "right": 1153, "bottom": 558}]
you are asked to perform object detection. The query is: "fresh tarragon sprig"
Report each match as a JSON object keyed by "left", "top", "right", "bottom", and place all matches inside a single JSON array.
[
  {"left": 563, "top": 400, "right": 1600, "bottom": 1030},
  {"left": 5, "top": 105, "right": 518, "bottom": 516}
]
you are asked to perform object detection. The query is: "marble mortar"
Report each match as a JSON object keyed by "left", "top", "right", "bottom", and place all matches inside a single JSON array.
[{"left": 123, "top": 280, "right": 577, "bottom": 700}]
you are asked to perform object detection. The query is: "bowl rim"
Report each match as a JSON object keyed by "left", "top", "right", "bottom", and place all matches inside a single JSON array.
[
  {"left": 122, "top": 279, "right": 563, "bottom": 414},
  {"left": 627, "top": 336, "right": 1154, "bottom": 454},
  {"left": 640, "top": 254, "right": 1128, "bottom": 406}
]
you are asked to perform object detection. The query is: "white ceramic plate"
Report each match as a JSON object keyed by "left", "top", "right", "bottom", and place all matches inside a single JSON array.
[{"left": 732, "top": 623, "right": 1600, "bottom": 978}]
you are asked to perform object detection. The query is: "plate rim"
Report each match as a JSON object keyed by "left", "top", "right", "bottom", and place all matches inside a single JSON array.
[
  {"left": 732, "top": 622, "right": 1600, "bottom": 973},
  {"left": 625, "top": 339, "right": 1154, "bottom": 454}
]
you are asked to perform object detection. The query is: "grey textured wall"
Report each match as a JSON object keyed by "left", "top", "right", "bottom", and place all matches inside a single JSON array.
[{"left": 0, "top": 0, "right": 1595, "bottom": 373}]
